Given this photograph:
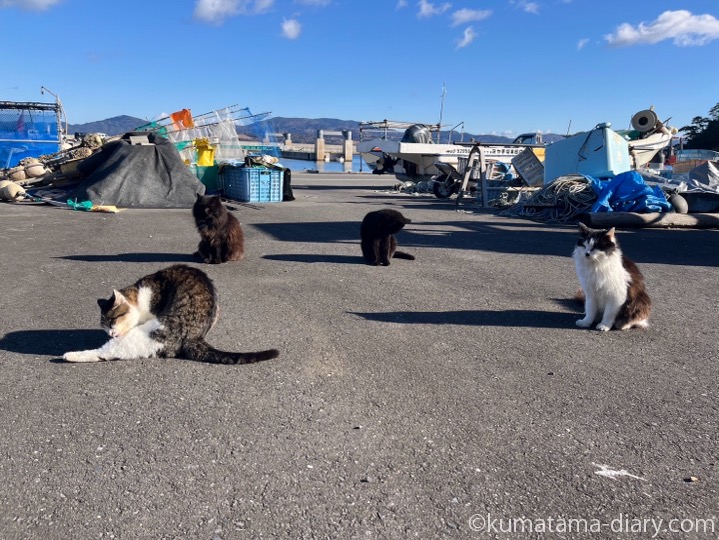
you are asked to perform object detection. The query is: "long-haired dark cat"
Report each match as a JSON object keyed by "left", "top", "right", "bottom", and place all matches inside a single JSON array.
[
  {"left": 573, "top": 222, "right": 651, "bottom": 331},
  {"left": 63, "top": 264, "right": 279, "bottom": 364},
  {"left": 360, "top": 209, "right": 415, "bottom": 266},
  {"left": 193, "top": 194, "right": 244, "bottom": 264}
]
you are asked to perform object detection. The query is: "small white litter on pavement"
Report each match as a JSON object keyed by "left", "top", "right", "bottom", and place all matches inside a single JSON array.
[{"left": 592, "top": 463, "right": 645, "bottom": 481}]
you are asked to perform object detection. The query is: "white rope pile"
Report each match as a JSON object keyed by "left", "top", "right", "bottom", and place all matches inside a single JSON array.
[{"left": 502, "top": 174, "right": 597, "bottom": 223}]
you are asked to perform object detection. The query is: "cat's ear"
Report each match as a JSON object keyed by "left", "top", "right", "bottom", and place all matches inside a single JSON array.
[
  {"left": 97, "top": 297, "right": 110, "bottom": 310},
  {"left": 112, "top": 289, "right": 128, "bottom": 306},
  {"left": 196, "top": 193, "right": 203, "bottom": 200},
  {"left": 578, "top": 222, "right": 591, "bottom": 235},
  {"left": 605, "top": 227, "right": 616, "bottom": 240}
]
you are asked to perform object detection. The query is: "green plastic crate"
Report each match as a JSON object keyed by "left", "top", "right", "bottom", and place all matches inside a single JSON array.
[{"left": 190, "top": 164, "right": 220, "bottom": 192}]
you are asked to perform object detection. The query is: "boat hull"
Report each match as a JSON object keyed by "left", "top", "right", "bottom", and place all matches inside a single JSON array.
[
  {"left": 627, "top": 130, "right": 672, "bottom": 169},
  {"left": 359, "top": 139, "right": 535, "bottom": 182}
]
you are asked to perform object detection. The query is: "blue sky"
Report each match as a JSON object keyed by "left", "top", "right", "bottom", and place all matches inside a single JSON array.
[{"left": 2, "top": 0, "right": 718, "bottom": 137}]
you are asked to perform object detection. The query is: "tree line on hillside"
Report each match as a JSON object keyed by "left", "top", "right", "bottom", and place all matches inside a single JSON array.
[{"left": 680, "top": 102, "right": 719, "bottom": 151}]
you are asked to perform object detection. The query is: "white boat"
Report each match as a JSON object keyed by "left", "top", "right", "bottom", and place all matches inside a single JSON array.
[
  {"left": 357, "top": 121, "right": 543, "bottom": 182},
  {"left": 618, "top": 108, "right": 677, "bottom": 169},
  {"left": 357, "top": 120, "right": 441, "bottom": 175}
]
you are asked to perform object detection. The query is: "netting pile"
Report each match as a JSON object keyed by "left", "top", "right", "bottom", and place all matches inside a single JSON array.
[
  {"left": 135, "top": 106, "right": 272, "bottom": 165},
  {"left": 501, "top": 174, "right": 597, "bottom": 223}
]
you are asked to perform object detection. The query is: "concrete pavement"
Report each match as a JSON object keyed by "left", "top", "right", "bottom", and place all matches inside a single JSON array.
[{"left": 1, "top": 172, "right": 717, "bottom": 539}]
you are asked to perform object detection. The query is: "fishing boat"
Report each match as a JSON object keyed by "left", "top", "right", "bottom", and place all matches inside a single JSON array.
[
  {"left": 617, "top": 107, "right": 676, "bottom": 169},
  {"left": 540, "top": 107, "right": 677, "bottom": 185},
  {"left": 357, "top": 120, "right": 440, "bottom": 176},
  {"left": 357, "top": 120, "right": 543, "bottom": 183}
]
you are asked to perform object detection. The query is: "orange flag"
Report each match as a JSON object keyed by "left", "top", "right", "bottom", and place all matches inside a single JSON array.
[{"left": 170, "top": 109, "right": 195, "bottom": 130}]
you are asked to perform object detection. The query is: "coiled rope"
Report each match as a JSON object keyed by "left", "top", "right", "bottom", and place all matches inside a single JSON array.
[{"left": 501, "top": 174, "right": 597, "bottom": 223}]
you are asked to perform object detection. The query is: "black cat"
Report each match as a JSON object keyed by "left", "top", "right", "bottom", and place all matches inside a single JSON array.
[
  {"left": 192, "top": 194, "right": 244, "bottom": 264},
  {"left": 360, "top": 209, "right": 415, "bottom": 266}
]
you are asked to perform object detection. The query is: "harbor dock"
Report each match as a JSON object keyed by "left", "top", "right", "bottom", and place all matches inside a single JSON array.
[{"left": 1, "top": 172, "right": 717, "bottom": 539}]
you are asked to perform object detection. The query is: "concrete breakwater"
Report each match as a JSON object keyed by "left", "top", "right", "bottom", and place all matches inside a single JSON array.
[
  {"left": 281, "top": 144, "right": 349, "bottom": 162},
  {"left": 242, "top": 142, "right": 356, "bottom": 163},
  {"left": 283, "top": 142, "right": 354, "bottom": 162}
]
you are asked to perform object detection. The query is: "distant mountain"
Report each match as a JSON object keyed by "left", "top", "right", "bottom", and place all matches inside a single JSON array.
[
  {"left": 237, "top": 117, "right": 360, "bottom": 144},
  {"left": 69, "top": 115, "right": 566, "bottom": 144},
  {"left": 67, "top": 115, "right": 146, "bottom": 136},
  {"left": 242, "top": 116, "right": 481, "bottom": 144},
  {"left": 240, "top": 116, "right": 567, "bottom": 145}
]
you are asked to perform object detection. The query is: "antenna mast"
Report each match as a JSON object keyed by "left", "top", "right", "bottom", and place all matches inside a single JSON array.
[{"left": 437, "top": 83, "right": 446, "bottom": 143}]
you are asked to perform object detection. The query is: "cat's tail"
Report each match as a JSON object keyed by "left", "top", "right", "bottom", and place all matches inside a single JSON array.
[
  {"left": 182, "top": 339, "right": 279, "bottom": 365},
  {"left": 573, "top": 288, "right": 585, "bottom": 303},
  {"left": 393, "top": 251, "right": 415, "bottom": 260}
]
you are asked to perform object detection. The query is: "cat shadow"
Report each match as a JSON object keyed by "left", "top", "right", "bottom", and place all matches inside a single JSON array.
[
  {"left": 263, "top": 254, "right": 363, "bottom": 264},
  {"left": 298, "top": 184, "right": 391, "bottom": 191},
  {"left": 58, "top": 253, "right": 197, "bottom": 263},
  {"left": 552, "top": 297, "right": 583, "bottom": 311},
  {"left": 0, "top": 329, "right": 107, "bottom": 360},
  {"left": 256, "top": 220, "right": 577, "bottom": 257},
  {"left": 349, "top": 309, "right": 577, "bottom": 328},
  {"left": 253, "top": 221, "right": 359, "bottom": 243}
]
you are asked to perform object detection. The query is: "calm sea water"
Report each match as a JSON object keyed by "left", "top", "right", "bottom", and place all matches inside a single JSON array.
[{"left": 276, "top": 154, "right": 373, "bottom": 174}]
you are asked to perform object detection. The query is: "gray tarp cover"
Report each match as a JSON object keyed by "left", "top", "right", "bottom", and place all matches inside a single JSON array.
[
  {"left": 66, "top": 132, "right": 205, "bottom": 208},
  {"left": 687, "top": 161, "right": 719, "bottom": 192}
]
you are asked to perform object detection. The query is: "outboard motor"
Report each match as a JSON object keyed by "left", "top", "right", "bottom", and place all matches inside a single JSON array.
[{"left": 401, "top": 124, "right": 433, "bottom": 144}]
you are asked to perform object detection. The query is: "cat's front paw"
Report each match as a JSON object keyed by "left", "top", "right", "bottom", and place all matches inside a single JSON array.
[
  {"left": 63, "top": 350, "right": 102, "bottom": 363},
  {"left": 595, "top": 323, "right": 612, "bottom": 332},
  {"left": 576, "top": 318, "right": 592, "bottom": 328}
]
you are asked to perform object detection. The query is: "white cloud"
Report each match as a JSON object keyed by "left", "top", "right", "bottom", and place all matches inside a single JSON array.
[
  {"left": 510, "top": 0, "right": 538, "bottom": 14},
  {"left": 193, "top": 0, "right": 274, "bottom": 24},
  {"left": 396, "top": 0, "right": 408, "bottom": 9},
  {"left": 451, "top": 8, "right": 491, "bottom": 27},
  {"left": 456, "top": 26, "right": 476, "bottom": 49},
  {"left": 255, "top": 0, "right": 273, "bottom": 11},
  {"left": 605, "top": 10, "right": 719, "bottom": 47},
  {"left": 0, "top": 0, "right": 61, "bottom": 9},
  {"left": 282, "top": 18, "right": 301, "bottom": 39},
  {"left": 518, "top": 1, "right": 539, "bottom": 14},
  {"left": 418, "top": 0, "right": 451, "bottom": 19},
  {"left": 577, "top": 38, "right": 589, "bottom": 50}
]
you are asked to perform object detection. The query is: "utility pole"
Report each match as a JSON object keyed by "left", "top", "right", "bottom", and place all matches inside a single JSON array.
[{"left": 40, "top": 86, "right": 68, "bottom": 139}]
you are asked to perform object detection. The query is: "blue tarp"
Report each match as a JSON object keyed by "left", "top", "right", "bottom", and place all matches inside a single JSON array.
[
  {"left": 0, "top": 108, "right": 60, "bottom": 167},
  {"left": 588, "top": 171, "right": 672, "bottom": 213}
]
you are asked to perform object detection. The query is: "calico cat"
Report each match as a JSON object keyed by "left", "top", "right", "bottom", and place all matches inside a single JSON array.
[
  {"left": 193, "top": 194, "right": 244, "bottom": 264},
  {"left": 573, "top": 222, "right": 651, "bottom": 331},
  {"left": 360, "top": 209, "right": 415, "bottom": 266},
  {"left": 63, "top": 264, "right": 279, "bottom": 364}
]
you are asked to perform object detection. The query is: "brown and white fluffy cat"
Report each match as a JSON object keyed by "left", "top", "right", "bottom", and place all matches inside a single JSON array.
[
  {"left": 360, "top": 209, "right": 415, "bottom": 266},
  {"left": 193, "top": 194, "right": 244, "bottom": 264},
  {"left": 573, "top": 222, "right": 651, "bottom": 331},
  {"left": 63, "top": 264, "right": 279, "bottom": 364}
]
